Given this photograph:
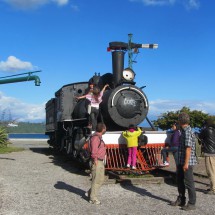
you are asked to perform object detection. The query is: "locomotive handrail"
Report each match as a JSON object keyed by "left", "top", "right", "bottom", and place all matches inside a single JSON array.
[
  {"left": 111, "top": 86, "right": 148, "bottom": 108},
  {"left": 63, "top": 118, "right": 87, "bottom": 131},
  {"left": 63, "top": 118, "right": 87, "bottom": 122}
]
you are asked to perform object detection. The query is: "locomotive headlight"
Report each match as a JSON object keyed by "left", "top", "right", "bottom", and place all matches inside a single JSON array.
[{"left": 122, "top": 68, "right": 135, "bottom": 81}]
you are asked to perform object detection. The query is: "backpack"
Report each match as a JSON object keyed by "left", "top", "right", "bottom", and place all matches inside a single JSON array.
[
  {"left": 138, "top": 133, "right": 148, "bottom": 146},
  {"left": 80, "top": 134, "right": 102, "bottom": 162}
]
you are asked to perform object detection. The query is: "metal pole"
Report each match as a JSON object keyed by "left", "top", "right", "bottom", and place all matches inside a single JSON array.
[
  {"left": 0, "top": 71, "right": 41, "bottom": 86},
  {"left": 146, "top": 117, "right": 156, "bottom": 131},
  {"left": 0, "top": 75, "right": 41, "bottom": 86},
  {"left": 128, "top": 33, "right": 133, "bottom": 69}
]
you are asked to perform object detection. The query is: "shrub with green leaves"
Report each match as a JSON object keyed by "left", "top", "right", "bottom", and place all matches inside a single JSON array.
[{"left": 0, "top": 126, "right": 9, "bottom": 148}]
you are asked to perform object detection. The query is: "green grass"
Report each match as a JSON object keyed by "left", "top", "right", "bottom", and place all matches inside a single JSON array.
[
  {"left": 0, "top": 145, "right": 25, "bottom": 154},
  {"left": 127, "top": 173, "right": 154, "bottom": 178}
]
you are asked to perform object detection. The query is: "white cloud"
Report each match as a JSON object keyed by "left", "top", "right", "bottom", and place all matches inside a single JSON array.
[
  {"left": 1, "top": 92, "right": 214, "bottom": 124},
  {"left": 3, "top": 0, "right": 69, "bottom": 10},
  {"left": 132, "top": 0, "right": 176, "bottom": 6},
  {"left": 53, "top": 0, "right": 68, "bottom": 6},
  {"left": 149, "top": 99, "right": 215, "bottom": 118},
  {"left": 0, "top": 91, "right": 45, "bottom": 122},
  {"left": 129, "top": 0, "right": 200, "bottom": 9},
  {"left": 0, "top": 56, "right": 35, "bottom": 73},
  {"left": 71, "top": 4, "right": 79, "bottom": 11},
  {"left": 184, "top": 0, "right": 200, "bottom": 10}
]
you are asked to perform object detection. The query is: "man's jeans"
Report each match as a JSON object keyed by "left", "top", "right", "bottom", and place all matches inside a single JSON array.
[{"left": 177, "top": 165, "right": 196, "bottom": 205}]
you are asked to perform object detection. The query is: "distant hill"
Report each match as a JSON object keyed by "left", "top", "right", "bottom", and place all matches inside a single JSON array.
[{"left": 6, "top": 122, "right": 45, "bottom": 133}]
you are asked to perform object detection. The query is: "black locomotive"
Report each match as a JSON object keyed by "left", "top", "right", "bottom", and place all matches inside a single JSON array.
[{"left": 45, "top": 36, "right": 157, "bottom": 160}]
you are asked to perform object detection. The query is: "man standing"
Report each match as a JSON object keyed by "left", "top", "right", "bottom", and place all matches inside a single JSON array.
[
  {"left": 86, "top": 122, "right": 106, "bottom": 205},
  {"left": 199, "top": 117, "right": 215, "bottom": 195},
  {"left": 171, "top": 112, "right": 197, "bottom": 211}
]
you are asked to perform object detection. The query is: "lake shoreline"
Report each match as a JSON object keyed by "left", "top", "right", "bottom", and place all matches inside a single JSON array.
[
  {"left": 8, "top": 133, "right": 48, "bottom": 139},
  {"left": 9, "top": 138, "right": 48, "bottom": 141}
]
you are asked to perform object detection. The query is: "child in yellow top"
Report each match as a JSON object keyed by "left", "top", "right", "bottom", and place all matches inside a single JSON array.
[{"left": 122, "top": 124, "right": 142, "bottom": 169}]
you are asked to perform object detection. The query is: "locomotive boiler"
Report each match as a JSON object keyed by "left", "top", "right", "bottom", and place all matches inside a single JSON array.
[
  {"left": 72, "top": 42, "right": 149, "bottom": 131},
  {"left": 45, "top": 34, "right": 171, "bottom": 172}
]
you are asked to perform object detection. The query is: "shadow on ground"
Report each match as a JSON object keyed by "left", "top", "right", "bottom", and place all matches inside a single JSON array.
[
  {"left": 120, "top": 181, "right": 171, "bottom": 204},
  {"left": 30, "top": 147, "right": 89, "bottom": 177}
]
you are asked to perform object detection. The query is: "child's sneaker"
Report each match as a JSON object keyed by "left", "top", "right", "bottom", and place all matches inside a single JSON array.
[
  {"left": 89, "top": 200, "right": 101, "bottom": 205},
  {"left": 163, "top": 161, "right": 169, "bottom": 166},
  {"left": 126, "top": 164, "right": 130, "bottom": 168},
  {"left": 131, "top": 166, "right": 136, "bottom": 170}
]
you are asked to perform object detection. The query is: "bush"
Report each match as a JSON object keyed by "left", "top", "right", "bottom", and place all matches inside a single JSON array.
[{"left": 0, "top": 126, "right": 9, "bottom": 148}]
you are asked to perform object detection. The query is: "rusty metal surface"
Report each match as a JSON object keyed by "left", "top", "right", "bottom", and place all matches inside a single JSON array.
[{"left": 105, "top": 144, "right": 166, "bottom": 172}]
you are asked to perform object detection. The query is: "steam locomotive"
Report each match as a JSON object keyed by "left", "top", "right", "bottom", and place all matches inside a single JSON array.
[{"left": 45, "top": 35, "right": 170, "bottom": 172}]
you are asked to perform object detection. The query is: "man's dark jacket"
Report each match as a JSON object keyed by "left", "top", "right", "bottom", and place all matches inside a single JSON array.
[{"left": 199, "top": 126, "right": 215, "bottom": 154}]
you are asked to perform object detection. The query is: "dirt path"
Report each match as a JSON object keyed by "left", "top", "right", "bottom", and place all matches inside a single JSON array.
[{"left": 0, "top": 140, "right": 214, "bottom": 215}]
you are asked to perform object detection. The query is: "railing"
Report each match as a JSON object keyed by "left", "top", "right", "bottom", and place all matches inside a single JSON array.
[{"left": 105, "top": 143, "right": 165, "bottom": 171}]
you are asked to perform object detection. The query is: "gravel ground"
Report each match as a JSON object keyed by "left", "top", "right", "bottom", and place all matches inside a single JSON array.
[{"left": 0, "top": 140, "right": 215, "bottom": 215}]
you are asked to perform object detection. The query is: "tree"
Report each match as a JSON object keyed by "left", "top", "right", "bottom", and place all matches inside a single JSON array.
[
  {"left": 152, "top": 106, "right": 211, "bottom": 131},
  {"left": 0, "top": 126, "right": 9, "bottom": 147}
]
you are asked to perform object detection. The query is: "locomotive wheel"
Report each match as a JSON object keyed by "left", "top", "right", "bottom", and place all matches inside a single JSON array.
[
  {"left": 72, "top": 149, "right": 78, "bottom": 158},
  {"left": 47, "top": 135, "right": 55, "bottom": 147},
  {"left": 53, "top": 141, "right": 61, "bottom": 151},
  {"left": 59, "top": 137, "right": 65, "bottom": 152},
  {"left": 65, "top": 139, "right": 73, "bottom": 155}
]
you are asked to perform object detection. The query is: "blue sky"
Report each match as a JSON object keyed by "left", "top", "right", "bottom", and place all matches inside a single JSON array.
[{"left": 0, "top": 0, "right": 214, "bottom": 123}]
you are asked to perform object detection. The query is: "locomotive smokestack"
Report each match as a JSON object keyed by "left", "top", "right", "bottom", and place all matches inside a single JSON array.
[
  {"left": 112, "top": 51, "right": 125, "bottom": 86},
  {"left": 108, "top": 42, "right": 127, "bottom": 87}
]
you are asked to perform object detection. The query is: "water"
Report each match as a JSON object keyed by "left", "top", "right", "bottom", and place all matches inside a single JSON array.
[{"left": 8, "top": 133, "right": 49, "bottom": 139}]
